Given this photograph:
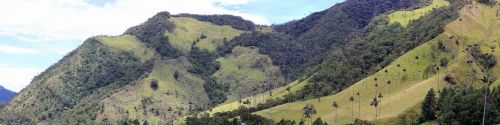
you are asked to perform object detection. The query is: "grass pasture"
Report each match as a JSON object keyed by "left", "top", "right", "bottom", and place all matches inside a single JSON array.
[
  {"left": 98, "top": 58, "right": 211, "bottom": 124},
  {"left": 166, "top": 17, "right": 243, "bottom": 53},
  {"left": 95, "top": 35, "right": 156, "bottom": 62},
  {"left": 388, "top": 0, "right": 450, "bottom": 26},
  {"left": 213, "top": 46, "right": 286, "bottom": 102}
]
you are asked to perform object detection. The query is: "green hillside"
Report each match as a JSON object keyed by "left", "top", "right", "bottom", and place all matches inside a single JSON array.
[
  {"left": 254, "top": 1, "right": 500, "bottom": 124},
  {"left": 96, "top": 58, "right": 211, "bottom": 124},
  {"left": 213, "top": 46, "right": 285, "bottom": 102}
]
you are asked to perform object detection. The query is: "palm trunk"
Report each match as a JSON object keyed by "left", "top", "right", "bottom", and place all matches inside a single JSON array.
[
  {"left": 388, "top": 85, "right": 391, "bottom": 104},
  {"left": 351, "top": 102, "right": 354, "bottom": 118},
  {"left": 335, "top": 108, "right": 338, "bottom": 125},
  {"left": 482, "top": 87, "right": 488, "bottom": 125},
  {"left": 358, "top": 99, "right": 361, "bottom": 118}
]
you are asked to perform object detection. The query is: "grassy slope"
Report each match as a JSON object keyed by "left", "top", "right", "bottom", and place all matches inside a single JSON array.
[
  {"left": 96, "top": 57, "right": 211, "bottom": 124},
  {"left": 255, "top": 1, "right": 500, "bottom": 124},
  {"left": 213, "top": 46, "right": 285, "bottom": 102},
  {"left": 166, "top": 17, "right": 243, "bottom": 53},
  {"left": 94, "top": 17, "right": 252, "bottom": 124},
  {"left": 388, "top": 0, "right": 450, "bottom": 26},
  {"left": 96, "top": 35, "right": 156, "bottom": 62}
]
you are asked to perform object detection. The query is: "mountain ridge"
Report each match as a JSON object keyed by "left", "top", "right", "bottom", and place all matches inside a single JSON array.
[
  {"left": 3, "top": 0, "right": 499, "bottom": 124},
  {"left": 0, "top": 85, "right": 15, "bottom": 105}
]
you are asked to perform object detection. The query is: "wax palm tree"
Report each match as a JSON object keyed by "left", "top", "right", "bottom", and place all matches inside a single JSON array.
[
  {"left": 415, "top": 56, "right": 420, "bottom": 79},
  {"left": 402, "top": 68, "right": 407, "bottom": 88},
  {"left": 286, "top": 86, "right": 292, "bottom": 102},
  {"left": 384, "top": 69, "right": 389, "bottom": 81},
  {"left": 332, "top": 101, "right": 339, "bottom": 125},
  {"left": 387, "top": 80, "right": 391, "bottom": 104},
  {"left": 370, "top": 97, "right": 380, "bottom": 119},
  {"left": 357, "top": 92, "right": 361, "bottom": 117},
  {"left": 378, "top": 92, "right": 384, "bottom": 118},
  {"left": 350, "top": 96, "right": 354, "bottom": 118},
  {"left": 374, "top": 78, "right": 379, "bottom": 93},
  {"left": 436, "top": 66, "right": 440, "bottom": 91}
]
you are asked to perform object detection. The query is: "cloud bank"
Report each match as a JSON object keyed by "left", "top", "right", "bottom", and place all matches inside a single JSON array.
[{"left": 0, "top": 0, "right": 269, "bottom": 43}]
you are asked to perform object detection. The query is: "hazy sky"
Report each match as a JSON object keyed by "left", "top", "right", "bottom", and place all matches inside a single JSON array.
[{"left": 0, "top": 0, "right": 342, "bottom": 92}]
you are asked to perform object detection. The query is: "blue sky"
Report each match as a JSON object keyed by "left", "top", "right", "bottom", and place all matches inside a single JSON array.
[{"left": 0, "top": 0, "right": 343, "bottom": 92}]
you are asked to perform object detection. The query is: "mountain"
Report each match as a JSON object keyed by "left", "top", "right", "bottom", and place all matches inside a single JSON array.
[
  {"left": 1, "top": 0, "right": 500, "bottom": 124},
  {"left": 0, "top": 86, "right": 15, "bottom": 104}
]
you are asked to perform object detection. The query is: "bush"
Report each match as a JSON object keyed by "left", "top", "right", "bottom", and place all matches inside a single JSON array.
[
  {"left": 440, "top": 58, "right": 449, "bottom": 67},
  {"left": 444, "top": 75, "right": 457, "bottom": 85},
  {"left": 312, "top": 117, "right": 328, "bottom": 125},
  {"left": 173, "top": 71, "right": 179, "bottom": 80},
  {"left": 397, "top": 110, "right": 421, "bottom": 125},
  {"left": 276, "top": 119, "right": 297, "bottom": 125},
  {"left": 346, "top": 119, "right": 374, "bottom": 125},
  {"left": 150, "top": 79, "right": 159, "bottom": 91}
]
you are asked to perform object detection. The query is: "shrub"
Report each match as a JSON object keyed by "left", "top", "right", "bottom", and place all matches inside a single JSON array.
[
  {"left": 440, "top": 58, "right": 449, "bottom": 67},
  {"left": 444, "top": 75, "right": 457, "bottom": 85},
  {"left": 150, "top": 79, "right": 159, "bottom": 90},
  {"left": 346, "top": 119, "right": 374, "bottom": 125},
  {"left": 173, "top": 71, "right": 179, "bottom": 80}
]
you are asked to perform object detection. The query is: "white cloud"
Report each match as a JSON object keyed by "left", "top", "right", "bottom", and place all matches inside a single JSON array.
[
  {"left": 214, "top": 0, "right": 251, "bottom": 5},
  {"left": 0, "top": 0, "right": 269, "bottom": 43},
  {"left": 0, "top": 44, "right": 39, "bottom": 54},
  {"left": 0, "top": 64, "right": 42, "bottom": 92}
]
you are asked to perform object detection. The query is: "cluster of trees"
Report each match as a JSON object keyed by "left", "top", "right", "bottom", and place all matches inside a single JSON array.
[
  {"left": 175, "top": 14, "right": 256, "bottom": 31},
  {"left": 468, "top": 45, "right": 497, "bottom": 70},
  {"left": 185, "top": 106, "right": 275, "bottom": 125},
  {"left": 421, "top": 86, "right": 500, "bottom": 124},
  {"left": 478, "top": 0, "right": 497, "bottom": 5},
  {"left": 124, "top": 12, "right": 182, "bottom": 58},
  {"left": 185, "top": 112, "right": 273, "bottom": 125},
  {"left": 188, "top": 43, "right": 229, "bottom": 106}
]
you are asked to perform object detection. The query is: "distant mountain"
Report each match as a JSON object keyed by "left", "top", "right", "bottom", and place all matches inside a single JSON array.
[{"left": 0, "top": 86, "right": 15, "bottom": 104}]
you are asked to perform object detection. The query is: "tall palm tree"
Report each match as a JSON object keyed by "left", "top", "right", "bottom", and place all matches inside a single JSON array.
[
  {"left": 415, "top": 56, "right": 420, "bottom": 79},
  {"left": 481, "top": 75, "right": 493, "bottom": 125},
  {"left": 384, "top": 69, "right": 389, "bottom": 81},
  {"left": 286, "top": 86, "right": 292, "bottom": 103},
  {"left": 436, "top": 66, "right": 440, "bottom": 91},
  {"left": 374, "top": 78, "right": 379, "bottom": 93},
  {"left": 332, "top": 101, "right": 339, "bottom": 125},
  {"left": 357, "top": 92, "right": 361, "bottom": 118},
  {"left": 370, "top": 97, "right": 380, "bottom": 119},
  {"left": 378, "top": 92, "right": 384, "bottom": 118},
  {"left": 350, "top": 96, "right": 354, "bottom": 118},
  {"left": 402, "top": 68, "right": 407, "bottom": 88},
  {"left": 387, "top": 80, "right": 391, "bottom": 104}
]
